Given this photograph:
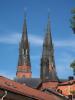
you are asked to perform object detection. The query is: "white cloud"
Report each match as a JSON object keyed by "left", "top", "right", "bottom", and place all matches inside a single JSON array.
[
  {"left": 0, "top": 33, "right": 20, "bottom": 44},
  {"left": 0, "top": 33, "right": 43, "bottom": 46},
  {"left": 0, "top": 33, "right": 75, "bottom": 48},
  {"left": 29, "top": 35, "right": 43, "bottom": 46},
  {"left": 54, "top": 40, "right": 75, "bottom": 47}
]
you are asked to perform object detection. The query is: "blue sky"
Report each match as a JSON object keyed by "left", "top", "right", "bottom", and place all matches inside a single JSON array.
[{"left": 0, "top": 0, "right": 75, "bottom": 79}]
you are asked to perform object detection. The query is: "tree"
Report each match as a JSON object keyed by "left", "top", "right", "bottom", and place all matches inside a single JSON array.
[
  {"left": 70, "top": 60, "right": 75, "bottom": 78},
  {"left": 70, "top": 90, "right": 75, "bottom": 95},
  {"left": 70, "top": 8, "right": 75, "bottom": 33}
]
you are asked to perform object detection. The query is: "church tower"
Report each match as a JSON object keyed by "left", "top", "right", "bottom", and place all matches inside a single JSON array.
[
  {"left": 16, "top": 15, "right": 32, "bottom": 78},
  {"left": 40, "top": 15, "right": 58, "bottom": 82}
]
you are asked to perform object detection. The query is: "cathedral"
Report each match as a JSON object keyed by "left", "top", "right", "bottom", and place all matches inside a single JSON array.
[
  {"left": 0, "top": 14, "right": 73, "bottom": 100},
  {"left": 15, "top": 14, "right": 58, "bottom": 89}
]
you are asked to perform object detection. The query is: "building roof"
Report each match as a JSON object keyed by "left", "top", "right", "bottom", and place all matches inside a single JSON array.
[
  {"left": 40, "top": 15, "right": 58, "bottom": 82},
  {"left": 58, "top": 80, "right": 75, "bottom": 86},
  {"left": 15, "top": 78, "right": 42, "bottom": 89},
  {"left": 42, "top": 88, "right": 68, "bottom": 100},
  {"left": 42, "top": 81, "right": 58, "bottom": 89},
  {"left": 0, "top": 76, "right": 59, "bottom": 100}
]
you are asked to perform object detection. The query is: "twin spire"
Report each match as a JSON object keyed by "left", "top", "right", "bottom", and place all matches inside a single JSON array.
[
  {"left": 18, "top": 14, "right": 30, "bottom": 66},
  {"left": 43, "top": 14, "right": 52, "bottom": 49},
  {"left": 16, "top": 13, "right": 58, "bottom": 81},
  {"left": 22, "top": 14, "right": 28, "bottom": 41},
  {"left": 16, "top": 14, "right": 32, "bottom": 78},
  {"left": 40, "top": 14, "right": 58, "bottom": 82}
]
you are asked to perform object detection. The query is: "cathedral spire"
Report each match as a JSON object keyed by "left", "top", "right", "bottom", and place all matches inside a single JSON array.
[
  {"left": 16, "top": 14, "right": 32, "bottom": 78},
  {"left": 43, "top": 14, "right": 52, "bottom": 49},
  {"left": 22, "top": 14, "right": 28, "bottom": 42},
  {"left": 40, "top": 15, "right": 58, "bottom": 82}
]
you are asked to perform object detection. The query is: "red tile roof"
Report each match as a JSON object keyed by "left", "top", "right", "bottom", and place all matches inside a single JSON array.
[
  {"left": 58, "top": 80, "right": 75, "bottom": 86},
  {"left": 57, "top": 80, "right": 75, "bottom": 96},
  {"left": 42, "top": 81, "right": 58, "bottom": 89},
  {"left": 0, "top": 76, "right": 58, "bottom": 100}
]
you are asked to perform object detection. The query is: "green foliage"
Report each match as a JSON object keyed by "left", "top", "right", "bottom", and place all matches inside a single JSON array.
[
  {"left": 70, "top": 8, "right": 75, "bottom": 33},
  {"left": 71, "top": 9, "right": 75, "bottom": 14},
  {"left": 70, "top": 60, "right": 75, "bottom": 76},
  {"left": 70, "top": 90, "right": 75, "bottom": 94},
  {"left": 70, "top": 60, "right": 75, "bottom": 69}
]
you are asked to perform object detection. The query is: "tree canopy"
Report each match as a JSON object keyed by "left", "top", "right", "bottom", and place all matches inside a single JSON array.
[
  {"left": 70, "top": 60, "right": 75, "bottom": 69},
  {"left": 70, "top": 8, "right": 75, "bottom": 33}
]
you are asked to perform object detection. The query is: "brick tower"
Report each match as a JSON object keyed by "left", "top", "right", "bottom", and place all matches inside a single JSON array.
[
  {"left": 40, "top": 15, "right": 58, "bottom": 82},
  {"left": 16, "top": 15, "right": 32, "bottom": 78}
]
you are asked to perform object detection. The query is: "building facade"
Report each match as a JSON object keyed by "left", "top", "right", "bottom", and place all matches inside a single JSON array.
[{"left": 0, "top": 14, "right": 71, "bottom": 100}]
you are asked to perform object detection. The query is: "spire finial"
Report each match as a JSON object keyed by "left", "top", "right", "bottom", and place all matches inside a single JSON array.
[
  {"left": 48, "top": 8, "right": 50, "bottom": 24},
  {"left": 24, "top": 7, "right": 27, "bottom": 20},
  {"left": 46, "top": 9, "right": 51, "bottom": 33},
  {"left": 22, "top": 7, "right": 28, "bottom": 41},
  {"left": 48, "top": 8, "right": 50, "bottom": 17}
]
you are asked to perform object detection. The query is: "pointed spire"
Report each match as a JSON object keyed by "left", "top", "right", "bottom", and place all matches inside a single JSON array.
[
  {"left": 20, "top": 11, "right": 29, "bottom": 49},
  {"left": 22, "top": 12, "right": 28, "bottom": 42},
  {"left": 47, "top": 13, "right": 52, "bottom": 45},
  {"left": 46, "top": 9, "right": 51, "bottom": 34},
  {"left": 47, "top": 11, "right": 50, "bottom": 32},
  {"left": 43, "top": 13, "right": 53, "bottom": 49},
  {"left": 40, "top": 14, "right": 58, "bottom": 82},
  {"left": 18, "top": 12, "right": 30, "bottom": 66},
  {"left": 18, "top": 12, "right": 31, "bottom": 67},
  {"left": 16, "top": 12, "right": 32, "bottom": 78},
  {"left": 42, "top": 14, "right": 53, "bottom": 58}
]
